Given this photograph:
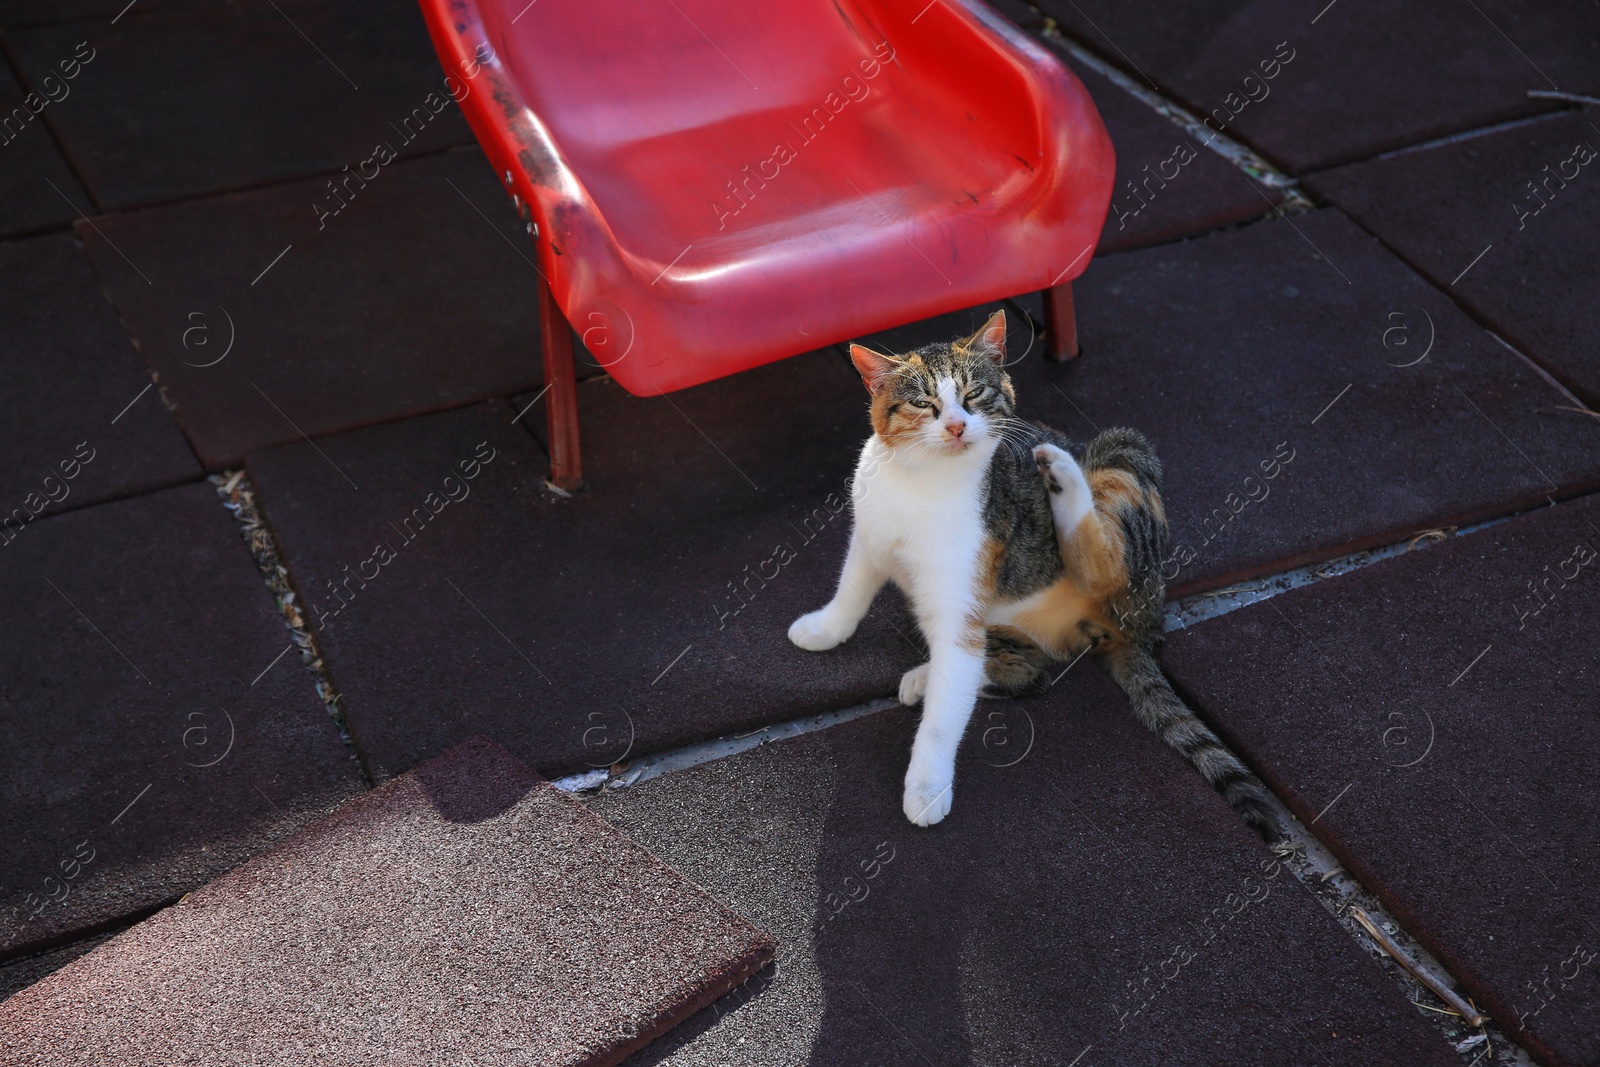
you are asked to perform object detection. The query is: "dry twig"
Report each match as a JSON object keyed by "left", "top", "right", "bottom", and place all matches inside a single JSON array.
[{"left": 1351, "top": 907, "right": 1485, "bottom": 1026}]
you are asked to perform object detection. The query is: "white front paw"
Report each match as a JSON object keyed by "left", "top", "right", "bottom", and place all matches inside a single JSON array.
[
  {"left": 902, "top": 760, "right": 955, "bottom": 826},
  {"left": 898, "top": 662, "right": 931, "bottom": 705},
  {"left": 788, "top": 609, "right": 854, "bottom": 652}
]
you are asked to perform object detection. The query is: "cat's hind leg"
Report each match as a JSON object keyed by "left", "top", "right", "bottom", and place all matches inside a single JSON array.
[
  {"left": 1033, "top": 442, "right": 1094, "bottom": 532},
  {"left": 979, "top": 627, "right": 1054, "bottom": 699},
  {"left": 1034, "top": 442, "right": 1124, "bottom": 598},
  {"left": 898, "top": 662, "right": 931, "bottom": 705}
]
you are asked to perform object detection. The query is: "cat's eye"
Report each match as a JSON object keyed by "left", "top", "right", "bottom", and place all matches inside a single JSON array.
[
  {"left": 964, "top": 386, "right": 988, "bottom": 404},
  {"left": 908, "top": 398, "right": 934, "bottom": 408}
]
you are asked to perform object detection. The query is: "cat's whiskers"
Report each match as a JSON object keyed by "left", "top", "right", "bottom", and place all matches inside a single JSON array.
[{"left": 989, "top": 419, "right": 1043, "bottom": 456}]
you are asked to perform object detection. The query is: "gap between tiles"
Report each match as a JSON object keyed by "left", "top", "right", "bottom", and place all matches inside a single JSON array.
[
  {"left": 1162, "top": 513, "right": 1516, "bottom": 631},
  {"left": 1309, "top": 109, "right": 1581, "bottom": 172},
  {"left": 0, "top": 901, "right": 168, "bottom": 994},
  {"left": 1261, "top": 791, "right": 1536, "bottom": 1067},
  {"left": 555, "top": 508, "right": 1535, "bottom": 796},
  {"left": 1486, "top": 332, "right": 1596, "bottom": 416},
  {"left": 209, "top": 470, "right": 374, "bottom": 788},
  {"left": 1030, "top": 17, "right": 1308, "bottom": 204},
  {"left": 59, "top": 140, "right": 473, "bottom": 231}
]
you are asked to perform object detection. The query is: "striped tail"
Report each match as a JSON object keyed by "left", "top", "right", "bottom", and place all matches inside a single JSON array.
[{"left": 1106, "top": 644, "right": 1280, "bottom": 841}]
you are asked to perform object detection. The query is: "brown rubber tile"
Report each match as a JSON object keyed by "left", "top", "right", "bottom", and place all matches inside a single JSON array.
[
  {"left": 1163, "top": 494, "right": 1600, "bottom": 1067},
  {"left": 594, "top": 675, "right": 1458, "bottom": 1066},
  {"left": 0, "top": 736, "right": 775, "bottom": 1067},
  {"left": 1305, "top": 109, "right": 1600, "bottom": 407},
  {"left": 1035, "top": 0, "right": 1600, "bottom": 173},
  {"left": 6, "top": 0, "right": 471, "bottom": 209},
  {"left": 0, "top": 481, "right": 363, "bottom": 962},
  {"left": 0, "top": 233, "right": 198, "bottom": 526},
  {"left": 245, "top": 355, "right": 918, "bottom": 782},
  {"left": 0, "top": 60, "right": 88, "bottom": 237},
  {"left": 80, "top": 147, "right": 543, "bottom": 468},
  {"left": 1002, "top": 209, "right": 1600, "bottom": 595}
]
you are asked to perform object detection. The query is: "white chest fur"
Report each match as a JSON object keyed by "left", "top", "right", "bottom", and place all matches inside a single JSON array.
[{"left": 850, "top": 436, "right": 995, "bottom": 605}]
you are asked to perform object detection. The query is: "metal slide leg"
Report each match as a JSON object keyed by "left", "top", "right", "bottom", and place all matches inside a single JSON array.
[
  {"left": 537, "top": 275, "right": 583, "bottom": 491},
  {"left": 1040, "top": 281, "right": 1080, "bottom": 361}
]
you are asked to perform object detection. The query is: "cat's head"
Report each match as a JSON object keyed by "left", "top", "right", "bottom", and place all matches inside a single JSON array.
[{"left": 849, "top": 310, "right": 1017, "bottom": 458}]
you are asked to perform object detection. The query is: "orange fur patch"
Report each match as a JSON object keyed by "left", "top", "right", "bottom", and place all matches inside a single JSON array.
[
  {"left": 1088, "top": 467, "right": 1143, "bottom": 513},
  {"left": 964, "top": 537, "right": 1008, "bottom": 650},
  {"left": 1058, "top": 505, "right": 1129, "bottom": 600},
  {"left": 1009, "top": 580, "right": 1121, "bottom": 660},
  {"left": 977, "top": 537, "right": 1006, "bottom": 596},
  {"left": 1003, "top": 476, "right": 1143, "bottom": 659},
  {"left": 871, "top": 393, "right": 930, "bottom": 445}
]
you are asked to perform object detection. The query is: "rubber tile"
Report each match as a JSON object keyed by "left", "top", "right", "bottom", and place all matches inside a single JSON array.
[
  {"left": 1000, "top": 209, "right": 1600, "bottom": 595},
  {"left": 80, "top": 147, "right": 543, "bottom": 469},
  {"left": 1070, "top": 59, "right": 1279, "bottom": 254},
  {"left": 0, "top": 736, "right": 775, "bottom": 1067},
  {"left": 593, "top": 676, "right": 1458, "bottom": 1067},
  {"left": 244, "top": 355, "right": 919, "bottom": 782},
  {"left": 0, "top": 482, "right": 363, "bottom": 963},
  {"left": 1163, "top": 495, "right": 1600, "bottom": 1067},
  {"left": 1035, "top": 0, "right": 1600, "bottom": 173},
  {"left": 6, "top": 0, "right": 471, "bottom": 209},
  {"left": 0, "top": 2, "right": 201, "bottom": 29},
  {"left": 1305, "top": 109, "right": 1600, "bottom": 408},
  {"left": 0, "top": 233, "right": 198, "bottom": 527},
  {"left": 0, "top": 59, "right": 88, "bottom": 237}
]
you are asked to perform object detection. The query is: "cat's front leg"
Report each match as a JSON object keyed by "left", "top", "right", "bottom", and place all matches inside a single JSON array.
[
  {"left": 788, "top": 526, "right": 886, "bottom": 651},
  {"left": 903, "top": 621, "right": 986, "bottom": 826}
]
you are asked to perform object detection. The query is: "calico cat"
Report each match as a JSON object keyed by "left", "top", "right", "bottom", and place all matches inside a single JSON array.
[{"left": 789, "top": 310, "right": 1278, "bottom": 839}]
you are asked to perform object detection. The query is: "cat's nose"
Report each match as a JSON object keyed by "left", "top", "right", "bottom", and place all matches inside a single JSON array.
[{"left": 946, "top": 421, "right": 965, "bottom": 438}]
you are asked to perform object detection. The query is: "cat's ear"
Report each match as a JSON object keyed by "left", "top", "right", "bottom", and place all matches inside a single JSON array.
[
  {"left": 850, "top": 344, "right": 895, "bottom": 394},
  {"left": 969, "top": 309, "right": 1007, "bottom": 361}
]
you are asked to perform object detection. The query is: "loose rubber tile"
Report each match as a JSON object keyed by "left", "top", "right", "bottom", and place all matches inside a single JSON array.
[
  {"left": 0, "top": 736, "right": 776, "bottom": 1067},
  {"left": 1305, "top": 109, "right": 1600, "bottom": 407},
  {"left": 1001, "top": 209, "right": 1600, "bottom": 595},
  {"left": 0, "top": 233, "right": 198, "bottom": 526},
  {"left": 245, "top": 357, "right": 919, "bottom": 782},
  {"left": 1163, "top": 494, "right": 1600, "bottom": 1067},
  {"left": 80, "top": 147, "right": 543, "bottom": 469},
  {"left": 0, "top": 59, "right": 88, "bottom": 237},
  {"left": 1068, "top": 58, "right": 1280, "bottom": 254},
  {"left": 1035, "top": 0, "right": 1600, "bottom": 173},
  {"left": 6, "top": 0, "right": 471, "bottom": 209},
  {"left": 594, "top": 675, "right": 1458, "bottom": 1067},
  {"left": 0, "top": 481, "right": 363, "bottom": 962}
]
